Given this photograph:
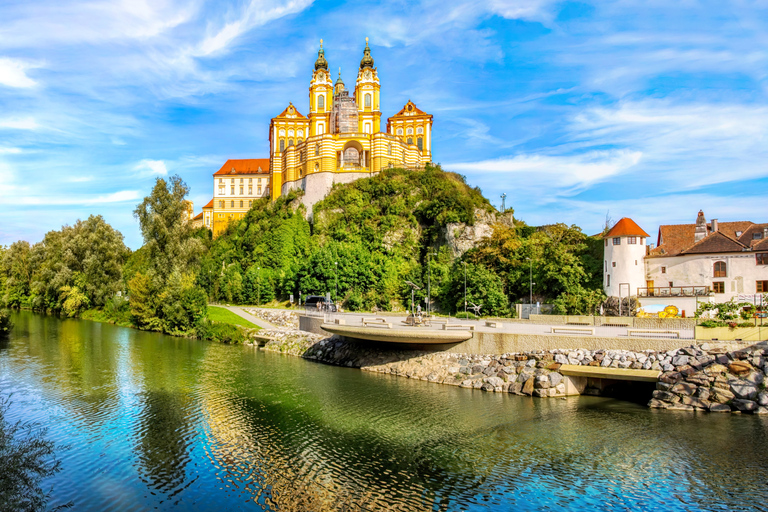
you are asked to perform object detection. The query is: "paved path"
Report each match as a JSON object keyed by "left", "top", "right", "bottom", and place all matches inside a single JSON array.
[{"left": 210, "top": 305, "right": 276, "bottom": 330}]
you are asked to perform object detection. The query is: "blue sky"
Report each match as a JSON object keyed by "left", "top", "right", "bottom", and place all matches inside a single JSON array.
[{"left": 1, "top": 0, "right": 767, "bottom": 249}]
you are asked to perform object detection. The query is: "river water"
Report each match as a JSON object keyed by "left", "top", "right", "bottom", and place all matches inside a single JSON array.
[{"left": 1, "top": 311, "right": 767, "bottom": 511}]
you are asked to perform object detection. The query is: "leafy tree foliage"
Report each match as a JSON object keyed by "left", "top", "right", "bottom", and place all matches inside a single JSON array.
[
  {"left": 0, "top": 395, "right": 68, "bottom": 512},
  {"left": 128, "top": 175, "right": 208, "bottom": 334},
  {"left": 0, "top": 216, "right": 129, "bottom": 316}
]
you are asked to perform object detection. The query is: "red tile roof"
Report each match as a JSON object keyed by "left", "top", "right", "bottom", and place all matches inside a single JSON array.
[
  {"left": 192, "top": 212, "right": 203, "bottom": 220},
  {"left": 604, "top": 218, "right": 650, "bottom": 238},
  {"left": 737, "top": 223, "right": 768, "bottom": 247},
  {"left": 680, "top": 231, "right": 747, "bottom": 255},
  {"left": 203, "top": 199, "right": 214, "bottom": 209},
  {"left": 651, "top": 220, "right": 756, "bottom": 257},
  {"left": 214, "top": 159, "right": 270, "bottom": 176}
]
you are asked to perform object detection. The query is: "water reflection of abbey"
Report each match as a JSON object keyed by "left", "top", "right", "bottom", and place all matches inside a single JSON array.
[{"left": 270, "top": 38, "right": 434, "bottom": 209}]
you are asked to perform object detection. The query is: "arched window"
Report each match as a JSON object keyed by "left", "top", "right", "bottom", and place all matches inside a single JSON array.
[
  {"left": 279, "top": 129, "right": 285, "bottom": 137},
  {"left": 416, "top": 126, "right": 424, "bottom": 134},
  {"left": 288, "top": 139, "right": 294, "bottom": 147},
  {"left": 714, "top": 261, "right": 727, "bottom": 277},
  {"left": 230, "top": 200, "right": 234, "bottom": 208},
  {"left": 317, "top": 94, "right": 325, "bottom": 110},
  {"left": 365, "top": 93, "right": 372, "bottom": 108},
  {"left": 315, "top": 144, "right": 320, "bottom": 157},
  {"left": 417, "top": 137, "right": 423, "bottom": 151},
  {"left": 388, "top": 143, "right": 392, "bottom": 156},
  {"left": 288, "top": 129, "right": 294, "bottom": 137},
  {"left": 279, "top": 139, "right": 285, "bottom": 152},
  {"left": 407, "top": 137, "right": 413, "bottom": 145},
  {"left": 298, "top": 138, "right": 303, "bottom": 144},
  {"left": 240, "top": 200, "right": 243, "bottom": 208},
  {"left": 318, "top": 123, "right": 324, "bottom": 135},
  {"left": 364, "top": 123, "right": 371, "bottom": 134},
  {"left": 298, "top": 129, "right": 304, "bottom": 138},
  {"left": 397, "top": 128, "right": 403, "bottom": 136},
  {"left": 406, "top": 127, "right": 413, "bottom": 135}
]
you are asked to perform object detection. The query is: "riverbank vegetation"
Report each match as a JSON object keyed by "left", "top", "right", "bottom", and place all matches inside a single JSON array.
[
  {"left": 0, "top": 166, "right": 605, "bottom": 322},
  {"left": 0, "top": 309, "right": 12, "bottom": 337},
  {"left": 0, "top": 395, "right": 68, "bottom": 511}
]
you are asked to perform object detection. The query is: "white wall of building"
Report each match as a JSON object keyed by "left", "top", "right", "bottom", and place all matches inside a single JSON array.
[
  {"left": 646, "top": 252, "right": 768, "bottom": 303},
  {"left": 604, "top": 235, "right": 647, "bottom": 297}
]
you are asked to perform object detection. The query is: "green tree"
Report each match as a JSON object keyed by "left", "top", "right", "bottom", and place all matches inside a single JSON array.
[
  {"left": 440, "top": 262, "right": 509, "bottom": 317},
  {"left": 1, "top": 241, "right": 33, "bottom": 308}
]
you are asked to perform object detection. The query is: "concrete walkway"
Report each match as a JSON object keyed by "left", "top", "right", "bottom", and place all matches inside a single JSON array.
[{"left": 210, "top": 305, "right": 276, "bottom": 330}]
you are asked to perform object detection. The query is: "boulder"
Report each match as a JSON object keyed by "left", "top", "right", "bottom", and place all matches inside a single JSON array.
[
  {"left": 709, "top": 387, "right": 735, "bottom": 404},
  {"left": 680, "top": 396, "right": 710, "bottom": 409},
  {"left": 648, "top": 399, "right": 668, "bottom": 409},
  {"left": 652, "top": 390, "right": 679, "bottom": 403},
  {"left": 672, "top": 355, "right": 690, "bottom": 366},
  {"left": 730, "top": 381, "right": 758, "bottom": 400},
  {"left": 758, "top": 392, "right": 768, "bottom": 407},
  {"left": 728, "top": 361, "right": 752, "bottom": 376},
  {"left": 481, "top": 382, "right": 495, "bottom": 392},
  {"left": 709, "top": 403, "right": 732, "bottom": 413},
  {"left": 522, "top": 377, "right": 535, "bottom": 396},
  {"left": 694, "top": 387, "right": 710, "bottom": 401},
  {"left": 704, "top": 364, "right": 728, "bottom": 375},
  {"left": 549, "top": 372, "right": 563, "bottom": 387},
  {"left": 666, "top": 403, "right": 695, "bottom": 411},
  {"left": 731, "top": 399, "right": 758, "bottom": 413},
  {"left": 509, "top": 382, "right": 523, "bottom": 394},
  {"left": 532, "top": 389, "right": 549, "bottom": 398},
  {"left": 756, "top": 407, "right": 768, "bottom": 415},
  {"left": 670, "top": 382, "right": 697, "bottom": 396},
  {"left": 746, "top": 371, "right": 764, "bottom": 386},
  {"left": 685, "top": 373, "right": 710, "bottom": 387},
  {"left": 485, "top": 376, "right": 504, "bottom": 388}
]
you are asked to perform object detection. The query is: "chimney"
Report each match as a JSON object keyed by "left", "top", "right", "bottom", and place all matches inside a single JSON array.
[
  {"left": 764, "top": 227, "right": 768, "bottom": 239},
  {"left": 711, "top": 219, "right": 718, "bottom": 233},
  {"left": 694, "top": 210, "right": 707, "bottom": 242}
]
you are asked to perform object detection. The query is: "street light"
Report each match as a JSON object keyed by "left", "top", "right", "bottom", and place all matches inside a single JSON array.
[
  {"left": 428, "top": 251, "right": 436, "bottom": 319},
  {"left": 500, "top": 193, "right": 506, "bottom": 212},
  {"left": 334, "top": 261, "right": 338, "bottom": 303},
  {"left": 257, "top": 266, "right": 261, "bottom": 305},
  {"left": 463, "top": 261, "right": 467, "bottom": 317},
  {"left": 405, "top": 280, "right": 421, "bottom": 322},
  {"left": 526, "top": 257, "right": 533, "bottom": 305}
]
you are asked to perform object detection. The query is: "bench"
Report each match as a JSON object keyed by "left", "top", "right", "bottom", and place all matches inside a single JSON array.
[
  {"left": 485, "top": 321, "right": 501, "bottom": 328},
  {"left": 443, "top": 324, "right": 475, "bottom": 331},
  {"left": 627, "top": 329, "right": 680, "bottom": 338},
  {"left": 334, "top": 318, "right": 346, "bottom": 325},
  {"left": 551, "top": 327, "right": 595, "bottom": 335},
  {"left": 566, "top": 322, "right": 591, "bottom": 326},
  {"left": 363, "top": 318, "right": 391, "bottom": 328}
]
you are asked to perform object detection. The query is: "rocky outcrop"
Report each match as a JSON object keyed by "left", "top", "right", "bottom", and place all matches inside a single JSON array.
[{"left": 443, "top": 209, "right": 514, "bottom": 258}]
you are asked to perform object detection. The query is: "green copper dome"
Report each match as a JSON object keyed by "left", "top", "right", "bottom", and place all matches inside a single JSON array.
[
  {"left": 314, "top": 40, "right": 328, "bottom": 71},
  {"left": 360, "top": 38, "right": 374, "bottom": 69}
]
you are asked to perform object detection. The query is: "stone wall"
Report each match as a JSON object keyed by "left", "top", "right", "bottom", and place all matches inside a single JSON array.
[{"left": 508, "top": 314, "right": 698, "bottom": 330}]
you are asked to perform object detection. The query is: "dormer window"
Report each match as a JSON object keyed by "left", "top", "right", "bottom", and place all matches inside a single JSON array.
[
  {"left": 754, "top": 232, "right": 763, "bottom": 240},
  {"left": 736, "top": 231, "right": 743, "bottom": 237}
]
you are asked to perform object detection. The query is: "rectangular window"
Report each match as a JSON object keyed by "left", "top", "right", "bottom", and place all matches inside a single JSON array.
[
  {"left": 240, "top": 200, "right": 243, "bottom": 208},
  {"left": 613, "top": 237, "right": 620, "bottom": 245},
  {"left": 230, "top": 200, "right": 234, "bottom": 208},
  {"left": 249, "top": 200, "right": 252, "bottom": 207},
  {"left": 757, "top": 281, "right": 768, "bottom": 293},
  {"left": 258, "top": 187, "right": 262, "bottom": 195},
  {"left": 754, "top": 232, "right": 763, "bottom": 240},
  {"left": 604, "top": 239, "right": 608, "bottom": 247},
  {"left": 713, "top": 282, "right": 725, "bottom": 293},
  {"left": 606, "top": 275, "right": 610, "bottom": 286},
  {"left": 612, "top": 262, "right": 616, "bottom": 267},
  {"left": 231, "top": 186, "right": 235, "bottom": 195},
  {"left": 640, "top": 238, "right": 644, "bottom": 245},
  {"left": 627, "top": 236, "right": 637, "bottom": 244},
  {"left": 240, "top": 186, "right": 244, "bottom": 195},
  {"left": 668, "top": 281, "right": 673, "bottom": 287},
  {"left": 249, "top": 187, "right": 253, "bottom": 195},
  {"left": 661, "top": 266, "right": 666, "bottom": 274},
  {"left": 219, "top": 200, "right": 224, "bottom": 208},
  {"left": 757, "top": 253, "right": 768, "bottom": 265}
]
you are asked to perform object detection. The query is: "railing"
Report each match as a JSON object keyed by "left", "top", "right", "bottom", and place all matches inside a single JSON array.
[
  {"left": 637, "top": 286, "right": 711, "bottom": 297},
  {"left": 339, "top": 164, "right": 368, "bottom": 171}
]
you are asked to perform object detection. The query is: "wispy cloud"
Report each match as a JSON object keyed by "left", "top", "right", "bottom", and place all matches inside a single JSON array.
[
  {"left": 134, "top": 159, "right": 168, "bottom": 176},
  {"left": 0, "top": 147, "right": 22, "bottom": 154},
  {"left": 0, "top": 57, "right": 41, "bottom": 88},
  {"left": 0, "top": 117, "right": 39, "bottom": 130}
]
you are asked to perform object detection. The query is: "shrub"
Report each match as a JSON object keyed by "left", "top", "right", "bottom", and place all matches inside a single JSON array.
[
  {"left": 0, "top": 310, "right": 12, "bottom": 337},
  {"left": 195, "top": 319, "right": 247, "bottom": 344}
]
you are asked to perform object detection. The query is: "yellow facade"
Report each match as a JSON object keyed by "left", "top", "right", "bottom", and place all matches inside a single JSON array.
[
  {"left": 269, "top": 38, "right": 433, "bottom": 201},
  {"left": 210, "top": 159, "right": 270, "bottom": 237}
]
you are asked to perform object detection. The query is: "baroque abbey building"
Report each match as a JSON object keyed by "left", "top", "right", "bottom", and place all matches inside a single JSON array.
[{"left": 194, "top": 39, "right": 434, "bottom": 236}]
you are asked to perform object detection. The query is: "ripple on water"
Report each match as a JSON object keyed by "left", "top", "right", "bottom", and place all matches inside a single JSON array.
[{"left": 2, "top": 311, "right": 768, "bottom": 511}]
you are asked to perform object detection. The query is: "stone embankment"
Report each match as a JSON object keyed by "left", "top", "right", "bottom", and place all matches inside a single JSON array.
[
  {"left": 246, "top": 308, "right": 299, "bottom": 328},
  {"left": 255, "top": 326, "right": 768, "bottom": 415}
]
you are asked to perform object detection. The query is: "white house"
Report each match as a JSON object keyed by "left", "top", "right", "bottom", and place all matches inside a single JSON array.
[
  {"left": 603, "top": 218, "right": 650, "bottom": 299},
  {"left": 605, "top": 211, "right": 768, "bottom": 316}
]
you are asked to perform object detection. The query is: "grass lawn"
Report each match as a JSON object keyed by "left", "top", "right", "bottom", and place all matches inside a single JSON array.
[{"left": 207, "top": 307, "right": 260, "bottom": 329}]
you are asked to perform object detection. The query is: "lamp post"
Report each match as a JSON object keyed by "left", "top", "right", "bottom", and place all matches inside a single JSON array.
[
  {"left": 526, "top": 257, "right": 533, "bottom": 305},
  {"left": 405, "top": 281, "right": 421, "bottom": 323},
  {"left": 427, "top": 251, "right": 436, "bottom": 318},
  {"left": 334, "top": 261, "right": 338, "bottom": 304},
  {"left": 257, "top": 267, "right": 260, "bottom": 305},
  {"left": 500, "top": 193, "right": 506, "bottom": 212},
  {"left": 463, "top": 261, "right": 467, "bottom": 317}
]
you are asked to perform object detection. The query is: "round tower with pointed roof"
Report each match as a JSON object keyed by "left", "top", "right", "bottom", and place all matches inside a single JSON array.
[{"left": 603, "top": 217, "right": 650, "bottom": 299}]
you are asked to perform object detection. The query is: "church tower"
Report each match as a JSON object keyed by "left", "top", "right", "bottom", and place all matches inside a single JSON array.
[
  {"left": 354, "top": 38, "right": 381, "bottom": 135},
  {"left": 308, "top": 40, "right": 332, "bottom": 137}
]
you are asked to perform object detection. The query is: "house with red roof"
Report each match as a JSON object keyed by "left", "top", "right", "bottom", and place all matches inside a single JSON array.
[{"left": 606, "top": 211, "right": 768, "bottom": 315}]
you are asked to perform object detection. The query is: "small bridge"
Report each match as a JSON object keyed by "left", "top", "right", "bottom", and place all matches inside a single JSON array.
[{"left": 558, "top": 364, "right": 660, "bottom": 396}]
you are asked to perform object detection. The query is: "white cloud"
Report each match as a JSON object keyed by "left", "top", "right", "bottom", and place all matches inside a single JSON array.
[
  {"left": 487, "top": 0, "right": 559, "bottom": 23},
  {"left": 446, "top": 149, "right": 643, "bottom": 191},
  {"left": 0, "top": 147, "right": 22, "bottom": 154},
  {"left": 134, "top": 159, "right": 168, "bottom": 176},
  {"left": 0, "top": 117, "right": 39, "bottom": 130},
  {"left": 85, "top": 190, "right": 140, "bottom": 204},
  {"left": 0, "top": 57, "right": 40, "bottom": 88}
]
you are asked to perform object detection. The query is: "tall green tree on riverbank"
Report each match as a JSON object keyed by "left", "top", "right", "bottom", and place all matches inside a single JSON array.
[{"left": 128, "top": 175, "right": 208, "bottom": 334}]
